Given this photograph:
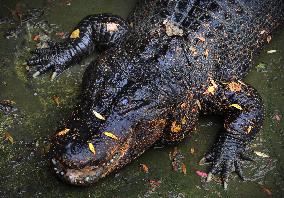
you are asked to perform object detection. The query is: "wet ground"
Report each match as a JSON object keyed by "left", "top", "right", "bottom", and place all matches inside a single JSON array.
[{"left": 0, "top": 0, "right": 283, "bottom": 197}]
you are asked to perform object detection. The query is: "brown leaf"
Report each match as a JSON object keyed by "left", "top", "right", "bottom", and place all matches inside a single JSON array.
[
  {"left": 56, "top": 128, "right": 70, "bottom": 136},
  {"left": 190, "top": 148, "right": 195, "bottom": 155},
  {"left": 4, "top": 132, "right": 14, "bottom": 144},
  {"left": 181, "top": 163, "right": 187, "bottom": 175},
  {"left": 171, "top": 121, "right": 182, "bottom": 133},
  {"left": 56, "top": 32, "right": 65, "bottom": 39},
  {"left": 149, "top": 180, "right": 161, "bottom": 189},
  {"left": 204, "top": 49, "right": 209, "bottom": 58},
  {"left": 261, "top": 186, "right": 272, "bottom": 196},
  {"left": 228, "top": 82, "right": 242, "bottom": 92},
  {"left": 32, "top": 34, "right": 40, "bottom": 41},
  {"left": 196, "top": 35, "right": 205, "bottom": 42},
  {"left": 267, "top": 35, "right": 272, "bottom": 43},
  {"left": 52, "top": 95, "right": 60, "bottom": 107},
  {"left": 140, "top": 164, "right": 149, "bottom": 173}
]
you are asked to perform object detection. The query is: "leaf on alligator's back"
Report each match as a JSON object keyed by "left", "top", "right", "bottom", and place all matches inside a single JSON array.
[
  {"left": 228, "top": 82, "right": 242, "bottom": 92},
  {"left": 92, "top": 110, "right": 106, "bottom": 120},
  {"left": 88, "top": 143, "right": 96, "bottom": 155},
  {"left": 103, "top": 132, "right": 118, "bottom": 140},
  {"left": 171, "top": 121, "right": 182, "bottom": 133},
  {"left": 204, "top": 86, "right": 216, "bottom": 95},
  {"left": 204, "top": 48, "right": 209, "bottom": 58},
  {"left": 4, "top": 132, "right": 14, "bottom": 144},
  {"left": 106, "top": 23, "right": 119, "bottom": 32},
  {"left": 196, "top": 35, "right": 205, "bottom": 42},
  {"left": 229, "top": 104, "right": 243, "bottom": 110},
  {"left": 56, "top": 128, "right": 70, "bottom": 136},
  {"left": 163, "top": 19, "right": 184, "bottom": 36},
  {"left": 70, "top": 29, "right": 80, "bottom": 39}
]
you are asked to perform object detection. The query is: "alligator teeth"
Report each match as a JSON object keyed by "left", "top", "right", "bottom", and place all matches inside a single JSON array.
[{"left": 32, "top": 71, "right": 41, "bottom": 78}]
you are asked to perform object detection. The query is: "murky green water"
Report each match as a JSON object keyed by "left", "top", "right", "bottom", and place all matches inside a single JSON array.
[{"left": 0, "top": 0, "right": 283, "bottom": 197}]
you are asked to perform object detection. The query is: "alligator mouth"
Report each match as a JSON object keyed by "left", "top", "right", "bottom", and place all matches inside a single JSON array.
[{"left": 51, "top": 135, "right": 132, "bottom": 186}]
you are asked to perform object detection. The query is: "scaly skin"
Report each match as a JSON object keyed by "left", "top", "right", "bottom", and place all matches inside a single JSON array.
[{"left": 27, "top": 0, "right": 284, "bottom": 187}]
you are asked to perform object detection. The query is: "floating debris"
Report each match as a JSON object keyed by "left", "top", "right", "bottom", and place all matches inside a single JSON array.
[
  {"left": 140, "top": 163, "right": 149, "bottom": 173},
  {"left": 181, "top": 163, "right": 187, "bottom": 175},
  {"left": 3, "top": 132, "right": 14, "bottom": 144},
  {"left": 261, "top": 186, "right": 272, "bottom": 196},
  {"left": 171, "top": 121, "right": 182, "bottom": 133},
  {"left": 196, "top": 170, "right": 208, "bottom": 178},
  {"left": 254, "top": 151, "right": 269, "bottom": 158},
  {"left": 267, "top": 50, "right": 276, "bottom": 54},
  {"left": 52, "top": 95, "right": 60, "bottom": 107},
  {"left": 256, "top": 62, "right": 267, "bottom": 72}
]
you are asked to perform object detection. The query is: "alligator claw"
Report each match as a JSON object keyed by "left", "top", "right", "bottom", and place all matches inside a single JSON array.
[
  {"left": 27, "top": 41, "right": 72, "bottom": 78},
  {"left": 203, "top": 138, "right": 249, "bottom": 189}
]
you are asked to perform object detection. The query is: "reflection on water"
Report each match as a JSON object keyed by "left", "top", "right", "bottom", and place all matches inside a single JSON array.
[{"left": 0, "top": 0, "right": 283, "bottom": 197}]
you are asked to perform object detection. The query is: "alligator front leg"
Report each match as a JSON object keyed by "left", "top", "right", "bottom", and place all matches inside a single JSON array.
[
  {"left": 162, "top": 98, "right": 200, "bottom": 144},
  {"left": 200, "top": 79, "right": 264, "bottom": 189},
  {"left": 27, "top": 14, "right": 129, "bottom": 79}
]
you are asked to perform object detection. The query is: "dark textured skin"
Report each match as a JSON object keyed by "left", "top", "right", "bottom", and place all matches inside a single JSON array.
[{"left": 27, "top": 0, "right": 284, "bottom": 187}]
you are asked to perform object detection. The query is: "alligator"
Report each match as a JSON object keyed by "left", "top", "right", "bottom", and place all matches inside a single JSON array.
[{"left": 27, "top": 0, "right": 284, "bottom": 188}]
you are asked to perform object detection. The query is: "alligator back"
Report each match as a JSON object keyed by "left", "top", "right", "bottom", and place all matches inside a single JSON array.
[{"left": 129, "top": 0, "right": 284, "bottom": 81}]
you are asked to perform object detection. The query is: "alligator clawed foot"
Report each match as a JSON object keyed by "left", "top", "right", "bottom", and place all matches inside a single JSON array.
[{"left": 27, "top": 43, "right": 69, "bottom": 80}]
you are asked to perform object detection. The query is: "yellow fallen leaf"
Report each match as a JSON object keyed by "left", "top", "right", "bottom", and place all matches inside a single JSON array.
[
  {"left": 181, "top": 117, "right": 187, "bottom": 125},
  {"left": 246, "top": 126, "right": 253, "bottom": 134},
  {"left": 4, "top": 132, "right": 14, "bottom": 144},
  {"left": 88, "top": 142, "right": 96, "bottom": 155},
  {"left": 171, "top": 121, "right": 182, "bottom": 133},
  {"left": 205, "top": 86, "right": 216, "bottom": 95},
  {"left": 70, "top": 29, "right": 80, "bottom": 39},
  {"left": 229, "top": 104, "right": 243, "bottom": 110},
  {"left": 190, "top": 148, "right": 195, "bottom": 155},
  {"left": 103, "top": 131, "right": 118, "bottom": 140},
  {"left": 56, "top": 128, "right": 70, "bottom": 136},
  {"left": 228, "top": 82, "right": 242, "bottom": 92},
  {"left": 92, "top": 110, "right": 106, "bottom": 120},
  {"left": 254, "top": 151, "right": 269, "bottom": 158}
]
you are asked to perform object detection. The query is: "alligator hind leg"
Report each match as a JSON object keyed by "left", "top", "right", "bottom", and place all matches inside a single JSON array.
[
  {"left": 200, "top": 80, "right": 264, "bottom": 189},
  {"left": 27, "top": 14, "right": 129, "bottom": 79}
]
